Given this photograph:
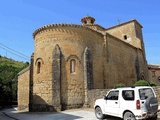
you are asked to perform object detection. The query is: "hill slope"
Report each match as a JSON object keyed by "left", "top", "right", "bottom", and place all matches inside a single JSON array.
[{"left": 0, "top": 56, "right": 28, "bottom": 68}]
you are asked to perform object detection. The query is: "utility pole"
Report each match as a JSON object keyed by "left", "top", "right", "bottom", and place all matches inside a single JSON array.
[{"left": 118, "top": 19, "right": 121, "bottom": 24}]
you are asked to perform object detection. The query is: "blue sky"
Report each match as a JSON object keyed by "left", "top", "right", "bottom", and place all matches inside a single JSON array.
[{"left": 0, "top": 0, "right": 160, "bottom": 64}]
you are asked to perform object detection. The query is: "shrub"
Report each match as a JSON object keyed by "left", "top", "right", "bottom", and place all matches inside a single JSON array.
[
  {"left": 149, "top": 81, "right": 157, "bottom": 86},
  {"left": 134, "top": 80, "right": 150, "bottom": 86},
  {"left": 114, "top": 83, "right": 126, "bottom": 88}
]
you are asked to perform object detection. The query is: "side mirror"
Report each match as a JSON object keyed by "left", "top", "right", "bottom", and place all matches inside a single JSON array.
[{"left": 104, "top": 96, "right": 107, "bottom": 100}]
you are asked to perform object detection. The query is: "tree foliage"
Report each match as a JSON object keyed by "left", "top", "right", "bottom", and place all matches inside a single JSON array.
[{"left": 0, "top": 57, "right": 29, "bottom": 106}]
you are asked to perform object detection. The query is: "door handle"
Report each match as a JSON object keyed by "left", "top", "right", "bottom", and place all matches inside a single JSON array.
[{"left": 115, "top": 102, "right": 118, "bottom": 104}]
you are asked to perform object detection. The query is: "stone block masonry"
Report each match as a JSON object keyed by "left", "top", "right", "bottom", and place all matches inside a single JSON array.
[{"left": 18, "top": 16, "right": 149, "bottom": 112}]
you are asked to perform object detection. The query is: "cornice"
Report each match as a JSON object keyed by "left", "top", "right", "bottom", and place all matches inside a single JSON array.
[
  {"left": 148, "top": 64, "right": 160, "bottom": 69},
  {"left": 33, "top": 23, "right": 103, "bottom": 38}
]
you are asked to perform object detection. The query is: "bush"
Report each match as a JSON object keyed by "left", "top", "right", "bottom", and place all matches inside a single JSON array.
[
  {"left": 114, "top": 83, "right": 126, "bottom": 88},
  {"left": 134, "top": 80, "right": 158, "bottom": 86},
  {"left": 149, "top": 81, "right": 157, "bottom": 86},
  {"left": 134, "top": 80, "right": 150, "bottom": 86}
]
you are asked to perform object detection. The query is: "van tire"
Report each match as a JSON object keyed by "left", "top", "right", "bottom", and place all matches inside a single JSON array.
[
  {"left": 95, "top": 107, "right": 105, "bottom": 119},
  {"left": 145, "top": 97, "right": 158, "bottom": 113},
  {"left": 123, "top": 111, "right": 136, "bottom": 120}
]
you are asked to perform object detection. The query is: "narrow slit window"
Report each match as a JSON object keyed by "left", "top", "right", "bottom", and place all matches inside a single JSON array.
[
  {"left": 124, "top": 35, "right": 127, "bottom": 40},
  {"left": 152, "top": 71, "right": 156, "bottom": 77},
  {"left": 70, "top": 59, "right": 76, "bottom": 73},
  {"left": 37, "top": 62, "right": 41, "bottom": 74}
]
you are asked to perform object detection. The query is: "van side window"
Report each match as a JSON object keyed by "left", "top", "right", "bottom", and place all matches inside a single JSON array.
[
  {"left": 122, "top": 90, "right": 134, "bottom": 101},
  {"left": 107, "top": 91, "right": 119, "bottom": 100}
]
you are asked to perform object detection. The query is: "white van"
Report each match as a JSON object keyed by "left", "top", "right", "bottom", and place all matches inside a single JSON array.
[{"left": 94, "top": 86, "right": 160, "bottom": 120}]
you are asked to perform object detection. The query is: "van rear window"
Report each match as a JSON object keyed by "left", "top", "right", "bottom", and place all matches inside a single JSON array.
[{"left": 139, "top": 88, "right": 154, "bottom": 100}]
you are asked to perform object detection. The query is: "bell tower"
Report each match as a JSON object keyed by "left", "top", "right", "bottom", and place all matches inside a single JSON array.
[{"left": 81, "top": 15, "right": 95, "bottom": 25}]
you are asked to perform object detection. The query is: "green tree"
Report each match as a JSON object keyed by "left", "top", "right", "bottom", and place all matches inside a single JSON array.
[{"left": 0, "top": 60, "right": 29, "bottom": 106}]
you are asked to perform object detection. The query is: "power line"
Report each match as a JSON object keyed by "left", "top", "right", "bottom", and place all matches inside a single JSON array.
[
  {"left": 0, "top": 46, "right": 29, "bottom": 60},
  {"left": 0, "top": 43, "right": 29, "bottom": 58},
  {"left": 0, "top": 44, "right": 30, "bottom": 61}
]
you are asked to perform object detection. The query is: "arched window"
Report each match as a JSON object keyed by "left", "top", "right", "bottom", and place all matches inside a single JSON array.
[
  {"left": 70, "top": 59, "right": 76, "bottom": 73},
  {"left": 37, "top": 62, "right": 41, "bottom": 74}
]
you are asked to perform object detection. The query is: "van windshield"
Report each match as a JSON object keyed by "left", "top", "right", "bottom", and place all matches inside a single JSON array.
[{"left": 139, "top": 88, "right": 154, "bottom": 100}]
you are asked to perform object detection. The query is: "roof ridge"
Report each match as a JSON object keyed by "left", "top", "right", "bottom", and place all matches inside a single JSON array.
[{"left": 106, "top": 19, "right": 143, "bottom": 30}]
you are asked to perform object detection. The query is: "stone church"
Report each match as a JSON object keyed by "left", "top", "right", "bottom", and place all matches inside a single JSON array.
[{"left": 18, "top": 16, "right": 148, "bottom": 111}]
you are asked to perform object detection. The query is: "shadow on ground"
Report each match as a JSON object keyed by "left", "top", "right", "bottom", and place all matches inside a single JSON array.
[
  {"left": 2, "top": 108, "right": 83, "bottom": 120},
  {"left": 2, "top": 107, "right": 160, "bottom": 120}
]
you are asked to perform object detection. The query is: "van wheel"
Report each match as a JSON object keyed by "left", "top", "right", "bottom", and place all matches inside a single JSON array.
[
  {"left": 123, "top": 112, "right": 136, "bottom": 120},
  {"left": 95, "top": 107, "right": 105, "bottom": 119},
  {"left": 145, "top": 97, "right": 158, "bottom": 114}
]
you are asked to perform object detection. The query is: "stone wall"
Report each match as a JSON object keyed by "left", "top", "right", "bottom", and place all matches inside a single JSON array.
[
  {"left": 104, "top": 33, "right": 148, "bottom": 88},
  {"left": 32, "top": 24, "right": 105, "bottom": 111},
  {"left": 152, "top": 86, "right": 160, "bottom": 106},
  {"left": 17, "top": 67, "right": 30, "bottom": 111},
  {"left": 106, "top": 20, "right": 142, "bottom": 49},
  {"left": 148, "top": 65, "right": 160, "bottom": 86},
  {"left": 87, "top": 86, "right": 160, "bottom": 108},
  {"left": 31, "top": 80, "right": 63, "bottom": 112},
  {"left": 87, "top": 89, "right": 110, "bottom": 108}
]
